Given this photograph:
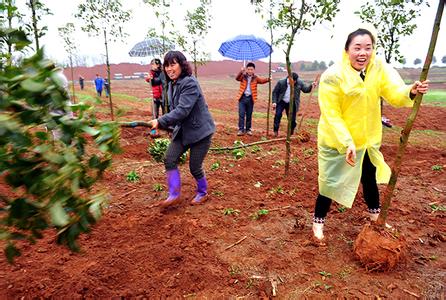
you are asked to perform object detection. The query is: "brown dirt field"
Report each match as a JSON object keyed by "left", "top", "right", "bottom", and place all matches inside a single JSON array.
[{"left": 1, "top": 75, "right": 445, "bottom": 299}]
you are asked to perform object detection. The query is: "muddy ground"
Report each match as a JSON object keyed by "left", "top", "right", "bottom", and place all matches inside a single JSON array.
[{"left": 1, "top": 75, "right": 445, "bottom": 299}]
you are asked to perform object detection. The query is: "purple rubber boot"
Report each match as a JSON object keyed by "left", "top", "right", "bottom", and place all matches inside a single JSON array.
[
  {"left": 191, "top": 177, "right": 208, "bottom": 205},
  {"left": 160, "top": 169, "right": 181, "bottom": 207}
]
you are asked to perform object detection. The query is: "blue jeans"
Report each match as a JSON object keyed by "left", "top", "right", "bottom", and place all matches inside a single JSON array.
[{"left": 238, "top": 95, "right": 254, "bottom": 132}]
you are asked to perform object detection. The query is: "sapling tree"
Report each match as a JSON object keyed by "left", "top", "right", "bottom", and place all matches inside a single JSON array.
[
  {"left": 75, "top": 0, "right": 131, "bottom": 120},
  {"left": 58, "top": 22, "right": 78, "bottom": 103},
  {"left": 24, "top": 0, "right": 52, "bottom": 51},
  {"left": 251, "top": 0, "right": 275, "bottom": 136},
  {"left": 251, "top": 0, "right": 340, "bottom": 176},
  {"left": 377, "top": 0, "right": 444, "bottom": 225},
  {"left": 143, "top": 0, "right": 177, "bottom": 53},
  {"left": 355, "top": 0, "right": 428, "bottom": 64},
  {"left": 143, "top": 0, "right": 177, "bottom": 111},
  {"left": 176, "top": 0, "right": 212, "bottom": 77},
  {"left": 0, "top": 20, "right": 121, "bottom": 263},
  {"left": 0, "top": 0, "right": 25, "bottom": 61}
]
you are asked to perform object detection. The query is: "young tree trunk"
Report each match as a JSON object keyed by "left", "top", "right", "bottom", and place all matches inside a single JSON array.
[
  {"left": 7, "top": 0, "right": 13, "bottom": 57},
  {"left": 103, "top": 29, "right": 114, "bottom": 121},
  {"left": 69, "top": 55, "right": 76, "bottom": 104},
  {"left": 284, "top": 29, "right": 297, "bottom": 176},
  {"left": 193, "top": 41, "right": 198, "bottom": 78},
  {"left": 377, "top": 0, "right": 444, "bottom": 225},
  {"left": 29, "top": 0, "right": 40, "bottom": 50},
  {"left": 266, "top": 7, "right": 273, "bottom": 137}
]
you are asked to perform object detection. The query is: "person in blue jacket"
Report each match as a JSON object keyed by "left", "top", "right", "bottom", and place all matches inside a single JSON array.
[
  {"left": 148, "top": 51, "right": 215, "bottom": 208},
  {"left": 94, "top": 74, "right": 104, "bottom": 97}
]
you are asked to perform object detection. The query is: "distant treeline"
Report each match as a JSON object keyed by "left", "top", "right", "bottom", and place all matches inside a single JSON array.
[{"left": 299, "top": 60, "right": 334, "bottom": 71}]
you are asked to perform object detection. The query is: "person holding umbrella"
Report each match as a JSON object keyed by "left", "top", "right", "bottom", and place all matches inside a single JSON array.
[
  {"left": 312, "top": 27, "right": 430, "bottom": 243},
  {"left": 148, "top": 51, "right": 215, "bottom": 208},
  {"left": 146, "top": 58, "right": 166, "bottom": 137},
  {"left": 235, "top": 62, "right": 270, "bottom": 136},
  {"left": 146, "top": 58, "right": 165, "bottom": 118}
]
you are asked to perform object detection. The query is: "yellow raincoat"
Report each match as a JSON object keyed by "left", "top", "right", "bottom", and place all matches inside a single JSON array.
[{"left": 317, "top": 51, "right": 413, "bottom": 208}]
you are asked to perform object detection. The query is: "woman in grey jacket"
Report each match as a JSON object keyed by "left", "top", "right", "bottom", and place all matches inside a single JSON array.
[{"left": 148, "top": 51, "right": 215, "bottom": 208}]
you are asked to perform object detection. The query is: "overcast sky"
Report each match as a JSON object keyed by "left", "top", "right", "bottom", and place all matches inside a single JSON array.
[{"left": 33, "top": 0, "right": 446, "bottom": 66}]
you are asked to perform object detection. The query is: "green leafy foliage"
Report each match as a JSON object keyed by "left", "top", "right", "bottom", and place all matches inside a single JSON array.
[
  {"left": 223, "top": 208, "right": 240, "bottom": 216},
  {"left": 25, "top": 0, "right": 53, "bottom": 51},
  {"left": 147, "top": 138, "right": 186, "bottom": 164},
  {"left": 210, "top": 161, "right": 220, "bottom": 171},
  {"left": 0, "top": 47, "right": 121, "bottom": 262},
  {"left": 268, "top": 186, "right": 284, "bottom": 194},
  {"left": 212, "top": 190, "right": 224, "bottom": 197},
  {"left": 250, "top": 145, "right": 262, "bottom": 153},
  {"left": 429, "top": 204, "right": 446, "bottom": 212},
  {"left": 126, "top": 170, "right": 140, "bottom": 182},
  {"left": 431, "top": 165, "right": 443, "bottom": 171},
  {"left": 153, "top": 183, "right": 164, "bottom": 192},
  {"left": 175, "top": 0, "right": 212, "bottom": 77},
  {"left": 355, "top": 0, "right": 427, "bottom": 64},
  {"left": 75, "top": 0, "right": 131, "bottom": 42},
  {"left": 232, "top": 148, "right": 245, "bottom": 160},
  {"left": 251, "top": 209, "right": 269, "bottom": 220}
]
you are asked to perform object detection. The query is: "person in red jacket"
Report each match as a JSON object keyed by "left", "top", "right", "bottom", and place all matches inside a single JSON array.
[
  {"left": 235, "top": 62, "right": 270, "bottom": 136},
  {"left": 146, "top": 58, "right": 166, "bottom": 117},
  {"left": 146, "top": 58, "right": 166, "bottom": 136}
]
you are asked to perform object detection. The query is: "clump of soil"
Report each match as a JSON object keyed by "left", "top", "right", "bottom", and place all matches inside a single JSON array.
[{"left": 353, "top": 224, "right": 407, "bottom": 272}]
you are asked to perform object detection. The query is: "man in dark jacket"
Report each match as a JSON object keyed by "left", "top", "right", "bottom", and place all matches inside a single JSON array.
[{"left": 272, "top": 72, "right": 316, "bottom": 137}]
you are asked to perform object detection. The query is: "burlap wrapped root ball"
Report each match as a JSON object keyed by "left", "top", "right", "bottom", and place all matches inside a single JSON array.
[{"left": 353, "top": 224, "right": 407, "bottom": 271}]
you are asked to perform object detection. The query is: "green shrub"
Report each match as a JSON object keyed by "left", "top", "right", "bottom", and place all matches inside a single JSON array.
[
  {"left": 0, "top": 49, "right": 120, "bottom": 263},
  {"left": 148, "top": 138, "right": 186, "bottom": 164},
  {"left": 126, "top": 170, "right": 140, "bottom": 182}
]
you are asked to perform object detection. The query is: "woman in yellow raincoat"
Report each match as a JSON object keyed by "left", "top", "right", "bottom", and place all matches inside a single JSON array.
[{"left": 312, "top": 28, "right": 429, "bottom": 241}]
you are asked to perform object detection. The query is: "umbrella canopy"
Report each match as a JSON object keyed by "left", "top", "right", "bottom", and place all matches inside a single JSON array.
[
  {"left": 218, "top": 34, "right": 272, "bottom": 61},
  {"left": 128, "top": 38, "right": 174, "bottom": 57}
]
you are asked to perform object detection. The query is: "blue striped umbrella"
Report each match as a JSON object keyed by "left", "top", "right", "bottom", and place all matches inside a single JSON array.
[
  {"left": 218, "top": 35, "right": 272, "bottom": 61},
  {"left": 128, "top": 38, "right": 174, "bottom": 57}
]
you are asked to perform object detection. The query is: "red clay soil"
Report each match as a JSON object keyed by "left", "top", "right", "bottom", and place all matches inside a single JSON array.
[{"left": 1, "top": 77, "right": 445, "bottom": 298}]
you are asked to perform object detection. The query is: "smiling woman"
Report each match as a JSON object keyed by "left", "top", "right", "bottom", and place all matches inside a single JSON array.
[
  {"left": 148, "top": 51, "right": 216, "bottom": 208},
  {"left": 311, "top": 27, "right": 431, "bottom": 243}
]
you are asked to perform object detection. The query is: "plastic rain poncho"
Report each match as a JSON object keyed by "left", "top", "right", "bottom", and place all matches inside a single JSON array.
[{"left": 317, "top": 51, "right": 413, "bottom": 208}]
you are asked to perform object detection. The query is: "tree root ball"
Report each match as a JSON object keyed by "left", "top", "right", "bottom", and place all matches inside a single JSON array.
[
  {"left": 353, "top": 224, "right": 407, "bottom": 272},
  {"left": 297, "top": 130, "right": 311, "bottom": 143}
]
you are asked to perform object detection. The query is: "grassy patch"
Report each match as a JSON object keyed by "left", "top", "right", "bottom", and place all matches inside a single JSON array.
[
  {"left": 422, "top": 89, "right": 446, "bottom": 107},
  {"left": 383, "top": 126, "right": 446, "bottom": 148},
  {"left": 112, "top": 93, "right": 145, "bottom": 102}
]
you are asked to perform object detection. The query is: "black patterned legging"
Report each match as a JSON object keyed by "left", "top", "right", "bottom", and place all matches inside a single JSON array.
[
  {"left": 164, "top": 133, "right": 213, "bottom": 179},
  {"left": 314, "top": 151, "right": 381, "bottom": 223}
]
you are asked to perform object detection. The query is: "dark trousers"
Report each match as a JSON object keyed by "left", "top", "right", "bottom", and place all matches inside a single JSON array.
[
  {"left": 238, "top": 95, "right": 254, "bottom": 132},
  {"left": 273, "top": 101, "right": 297, "bottom": 133},
  {"left": 153, "top": 98, "right": 164, "bottom": 119},
  {"left": 164, "top": 134, "right": 213, "bottom": 179},
  {"left": 314, "top": 151, "right": 380, "bottom": 221},
  {"left": 96, "top": 89, "right": 102, "bottom": 97}
]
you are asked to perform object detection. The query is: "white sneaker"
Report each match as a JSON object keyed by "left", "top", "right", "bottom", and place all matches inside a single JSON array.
[
  {"left": 312, "top": 223, "right": 325, "bottom": 240},
  {"left": 369, "top": 213, "right": 392, "bottom": 229}
]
